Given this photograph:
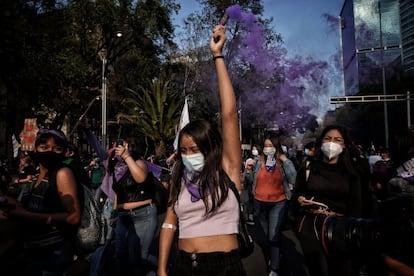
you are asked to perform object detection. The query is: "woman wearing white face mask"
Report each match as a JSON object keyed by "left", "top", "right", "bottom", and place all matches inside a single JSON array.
[
  {"left": 158, "top": 25, "right": 245, "bottom": 276},
  {"left": 243, "top": 145, "right": 260, "bottom": 225},
  {"left": 246, "top": 137, "right": 297, "bottom": 276},
  {"left": 294, "top": 125, "right": 368, "bottom": 276}
]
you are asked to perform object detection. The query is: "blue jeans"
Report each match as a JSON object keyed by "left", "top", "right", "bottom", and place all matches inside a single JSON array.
[
  {"left": 255, "top": 199, "right": 289, "bottom": 272},
  {"left": 115, "top": 203, "right": 158, "bottom": 275},
  {"left": 102, "top": 196, "right": 114, "bottom": 240}
]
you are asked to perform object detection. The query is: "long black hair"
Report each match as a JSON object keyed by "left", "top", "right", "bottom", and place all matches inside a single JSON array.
[
  {"left": 313, "top": 125, "right": 361, "bottom": 176},
  {"left": 169, "top": 119, "right": 230, "bottom": 215}
]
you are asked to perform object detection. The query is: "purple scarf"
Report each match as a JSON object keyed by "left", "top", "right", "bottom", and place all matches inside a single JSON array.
[
  {"left": 183, "top": 171, "right": 210, "bottom": 202},
  {"left": 265, "top": 155, "right": 276, "bottom": 172},
  {"left": 114, "top": 162, "right": 129, "bottom": 182}
]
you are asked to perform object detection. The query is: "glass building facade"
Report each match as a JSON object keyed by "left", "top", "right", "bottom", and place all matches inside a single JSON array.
[
  {"left": 400, "top": 0, "right": 414, "bottom": 75},
  {"left": 340, "top": 0, "right": 405, "bottom": 96}
]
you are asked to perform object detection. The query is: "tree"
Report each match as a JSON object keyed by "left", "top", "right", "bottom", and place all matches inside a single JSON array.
[
  {"left": 117, "top": 78, "right": 184, "bottom": 157},
  {"left": 173, "top": 1, "right": 323, "bottom": 140},
  {"left": 0, "top": 0, "right": 179, "bottom": 141}
]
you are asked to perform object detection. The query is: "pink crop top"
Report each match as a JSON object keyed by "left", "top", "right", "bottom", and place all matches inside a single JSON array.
[{"left": 174, "top": 182, "right": 239, "bottom": 239}]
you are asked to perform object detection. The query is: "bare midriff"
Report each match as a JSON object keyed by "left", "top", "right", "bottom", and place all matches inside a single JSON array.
[
  {"left": 117, "top": 198, "right": 152, "bottom": 210},
  {"left": 178, "top": 234, "right": 239, "bottom": 253}
]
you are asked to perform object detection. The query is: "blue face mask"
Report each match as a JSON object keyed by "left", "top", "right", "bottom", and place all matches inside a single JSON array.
[{"left": 182, "top": 153, "right": 205, "bottom": 172}]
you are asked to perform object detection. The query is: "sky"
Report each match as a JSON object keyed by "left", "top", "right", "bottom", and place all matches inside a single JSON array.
[
  {"left": 172, "top": 0, "right": 345, "bottom": 60},
  {"left": 171, "top": 1, "right": 346, "bottom": 121}
]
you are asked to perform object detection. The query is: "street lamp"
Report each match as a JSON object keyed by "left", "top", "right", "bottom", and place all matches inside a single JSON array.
[
  {"left": 99, "top": 48, "right": 108, "bottom": 149},
  {"left": 98, "top": 31, "right": 123, "bottom": 149},
  {"left": 69, "top": 96, "right": 101, "bottom": 139}
]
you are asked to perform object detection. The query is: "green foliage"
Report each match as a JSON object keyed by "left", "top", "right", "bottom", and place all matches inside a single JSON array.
[
  {"left": 118, "top": 78, "right": 184, "bottom": 155},
  {"left": 0, "top": 0, "right": 179, "bottom": 139}
]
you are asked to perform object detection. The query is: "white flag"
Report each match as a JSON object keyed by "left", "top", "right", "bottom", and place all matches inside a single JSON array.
[
  {"left": 173, "top": 98, "right": 190, "bottom": 150},
  {"left": 12, "top": 134, "right": 21, "bottom": 158}
]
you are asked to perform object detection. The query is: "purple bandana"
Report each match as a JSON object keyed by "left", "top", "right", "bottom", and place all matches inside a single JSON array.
[
  {"left": 183, "top": 171, "right": 209, "bottom": 202},
  {"left": 114, "top": 162, "right": 128, "bottom": 182},
  {"left": 265, "top": 155, "right": 276, "bottom": 172}
]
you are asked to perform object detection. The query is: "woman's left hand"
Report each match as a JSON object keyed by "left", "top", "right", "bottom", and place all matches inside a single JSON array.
[
  {"left": 298, "top": 196, "right": 315, "bottom": 206},
  {"left": 210, "top": 25, "right": 226, "bottom": 54}
]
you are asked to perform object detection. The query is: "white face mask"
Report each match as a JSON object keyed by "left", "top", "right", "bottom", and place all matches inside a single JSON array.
[
  {"left": 263, "top": 146, "right": 276, "bottom": 156},
  {"left": 304, "top": 149, "right": 310, "bottom": 156},
  {"left": 182, "top": 153, "right": 205, "bottom": 172},
  {"left": 321, "top": 142, "right": 343, "bottom": 160},
  {"left": 252, "top": 149, "right": 259, "bottom": 156}
]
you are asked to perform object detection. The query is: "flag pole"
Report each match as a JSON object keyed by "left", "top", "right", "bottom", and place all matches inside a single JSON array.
[{"left": 173, "top": 97, "right": 190, "bottom": 150}]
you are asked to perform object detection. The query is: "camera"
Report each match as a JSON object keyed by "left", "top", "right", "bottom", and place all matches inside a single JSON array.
[
  {"left": 321, "top": 191, "right": 414, "bottom": 269},
  {"left": 116, "top": 138, "right": 123, "bottom": 146},
  {"left": 321, "top": 215, "right": 380, "bottom": 257}
]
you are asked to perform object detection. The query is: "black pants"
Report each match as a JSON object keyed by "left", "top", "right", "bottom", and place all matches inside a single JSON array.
[{"left": 171, "top": 249, "right": 246, "bottom": 276}]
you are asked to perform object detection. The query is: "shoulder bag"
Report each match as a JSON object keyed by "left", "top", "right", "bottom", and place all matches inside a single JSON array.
[{"left": 229, "top": 182, "right": 254, "bottom": 258}]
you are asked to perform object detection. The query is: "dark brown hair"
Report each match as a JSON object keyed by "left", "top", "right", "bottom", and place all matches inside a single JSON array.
[{"left": 169, "top": 119, "right": 230, "bottom": 215}]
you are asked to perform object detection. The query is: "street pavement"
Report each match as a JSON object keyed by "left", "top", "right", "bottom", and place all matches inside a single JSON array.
[{"left": 240, "top": 190, "right": 310, "bottom": 276}]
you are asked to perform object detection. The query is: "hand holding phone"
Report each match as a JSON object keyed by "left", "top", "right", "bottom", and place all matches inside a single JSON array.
[{"left": 116, "top": 139, "right": 124, "bottom": 146}]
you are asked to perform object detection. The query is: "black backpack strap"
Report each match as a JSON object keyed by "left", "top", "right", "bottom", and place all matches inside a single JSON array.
[{"left": 228, "top": 181, "right": 243, "bottom": 216}]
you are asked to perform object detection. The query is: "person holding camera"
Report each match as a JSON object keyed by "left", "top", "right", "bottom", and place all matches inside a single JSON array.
[
  {"left": 294, "top": 125, "right": 368, "bottom": 276},
  {"left": 16, "top": 156, "right": 36, "bottom": 185},
  {"left": 110, "top": 138, "right": 158, "bottom": 275},
  {"left": 157, "top": 25, "right": 245, "bottom": 276}
]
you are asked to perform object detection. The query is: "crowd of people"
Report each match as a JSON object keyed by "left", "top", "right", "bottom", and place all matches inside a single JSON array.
[
  {"left": 0, "top": 25, "right": 413, "bottom": 276},
  {"left": 239, "top": 126, "right": 414, "bottom": 276}
]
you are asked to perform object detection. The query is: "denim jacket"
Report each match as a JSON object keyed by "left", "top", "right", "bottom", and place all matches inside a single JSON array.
[{"left": 246, "top": 158, "right": 297, "bottom": 200}]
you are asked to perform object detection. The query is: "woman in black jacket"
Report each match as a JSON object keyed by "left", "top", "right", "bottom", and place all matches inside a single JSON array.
[{"left": 294, "top": 125, "right": 368, "bottom": 276}]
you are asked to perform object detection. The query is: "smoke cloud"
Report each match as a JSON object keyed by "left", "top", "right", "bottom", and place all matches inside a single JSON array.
[{"left": 221, "top": 4, "right": 341, "bottom": 135}]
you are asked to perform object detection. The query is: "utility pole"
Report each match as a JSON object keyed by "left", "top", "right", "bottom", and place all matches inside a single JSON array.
[{"left": 100, "top": 50, "right": 107, "bottom": 149}]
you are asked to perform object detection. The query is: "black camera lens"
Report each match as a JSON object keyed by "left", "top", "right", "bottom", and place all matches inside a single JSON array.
[
  {"left": 116, "top": 139, "right": 123, "bottom": 146},
  {"left": 322, "top": 216, "right": 380, "bottom": 257}
]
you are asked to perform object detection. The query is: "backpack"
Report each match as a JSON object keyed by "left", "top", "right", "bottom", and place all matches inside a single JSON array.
[
  {"left": 50, "top": 166, "right": 106, "bottom": 254},
  {"left": 148, "top": 172, "right": 168, "bottom": 214},
  {"left": 76, "top": 184, "right": 107, "bottom": 253}
]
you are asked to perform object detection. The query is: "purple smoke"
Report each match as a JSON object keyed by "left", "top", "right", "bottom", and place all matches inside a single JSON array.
[
  {"left": 225, "top": 5, "right": 280, "bottom": 78},
  {"left": 226, "top": 5, "right": 256, "bottom": 27},
  {"left": 203, "top": 5, "right": 341, "bottom": 136}
]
